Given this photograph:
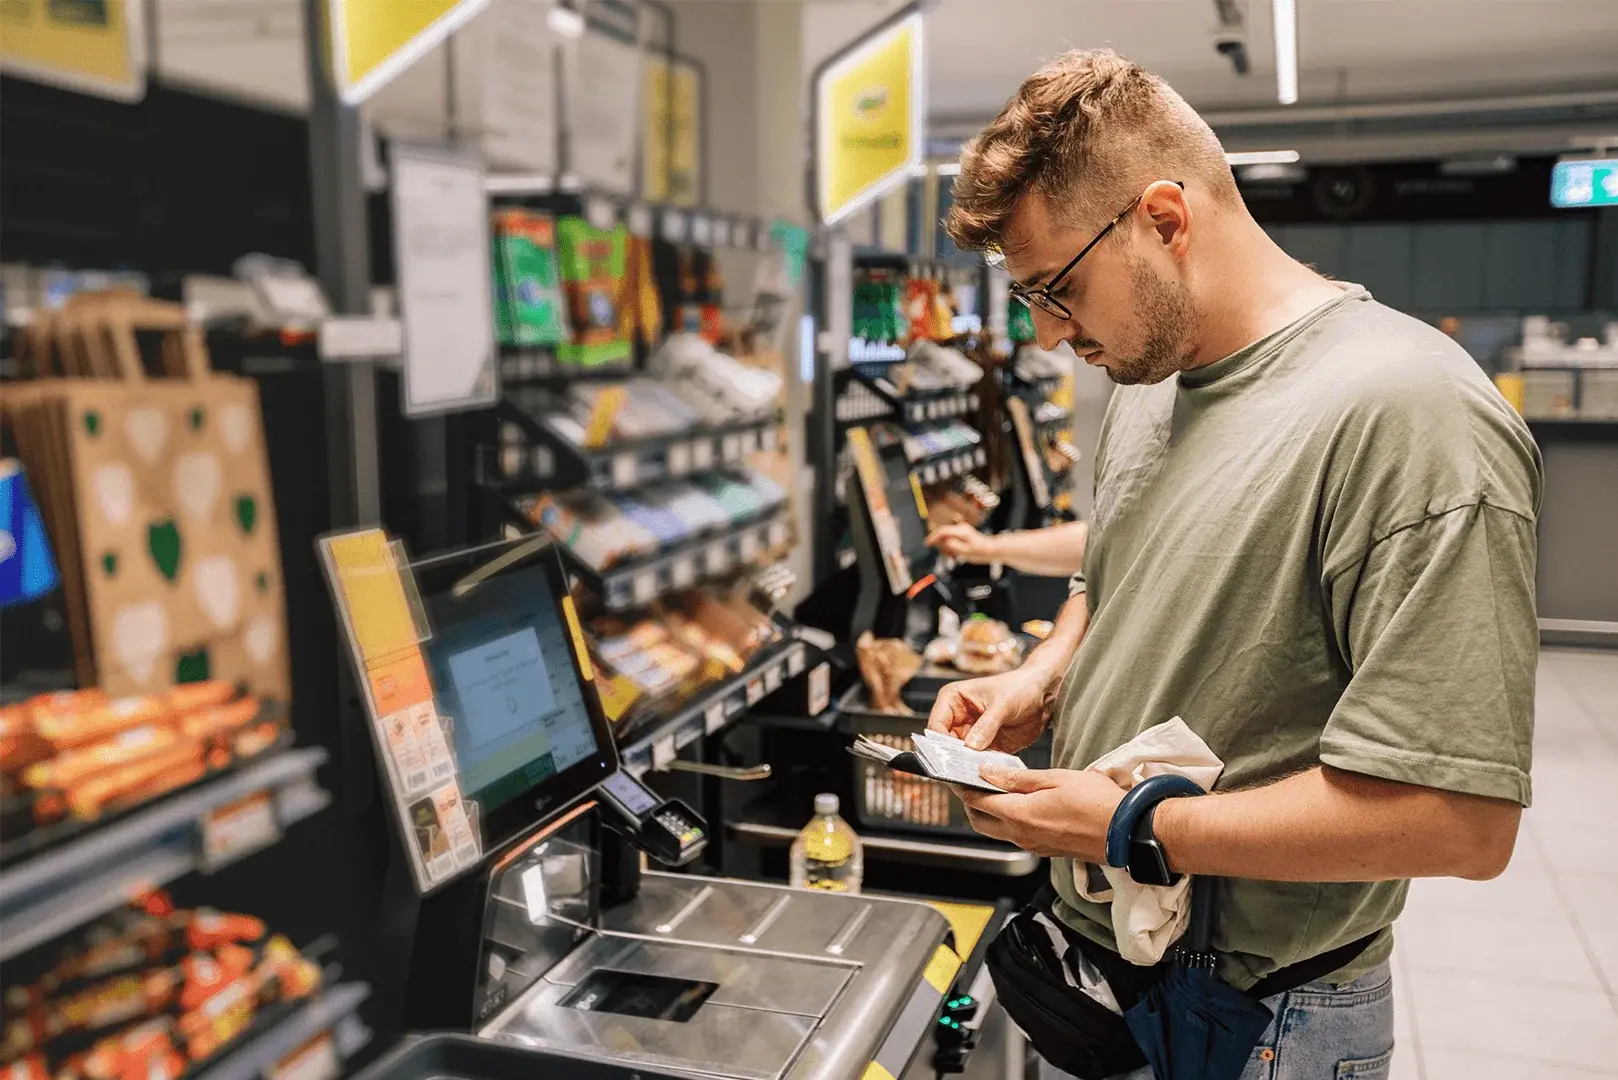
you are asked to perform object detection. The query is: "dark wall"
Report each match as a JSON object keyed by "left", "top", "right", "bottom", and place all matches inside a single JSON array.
[{"left": 0, "top": 75, "right": 316, "bottom": 287}]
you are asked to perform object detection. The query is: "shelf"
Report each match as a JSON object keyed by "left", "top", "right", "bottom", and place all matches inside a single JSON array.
[
  {"left": 483, "top": 178, "right": 773, "bottom": 253},
  {"left": 912, "top": 446, "right": 988, "bottom": 485},
  {"left": 193, "top": 982, "right": 372, "bottom": 1080},
  {"left": 619, "top": 636, "right": 813, "bottom": 775},
  {"left": 498, "top": 348, "right": 634, "bottom": 387},
  {"left": 507, "top": 504, "right": 794, "bottom": 612},
  {"left": 726, "top": 818, "right": 1041, "bottom": 877},
  {"left": 490, "top": 403, "right": 782, "bottom": 494},
  {"left": 847, "top": 369, "right": 982, "bottom": 428},
  {"left": 0, "top": 747, "right": 330, "bottom": 962}
]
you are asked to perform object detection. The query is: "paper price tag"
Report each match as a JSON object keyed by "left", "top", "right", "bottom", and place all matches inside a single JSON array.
[
  {"left": 671, "top": 556, "right": 696, "bottom": 589},
  {"left": 764, "top": 665, "right": 783, "bottom": 694},
  {"left": 739, "top": 531, "right": 761, "bottom": 562},
  {"left": 631, "top": 571, "right": 657, "bottom": 606},
  {"left": 705, "top": 702, "right": 727, "bottom": 735},
  {"left": 611, "top": 453, "right": 639, "bottom": 488},
  {"left": 691, "top": 215, "right": 713, "bottom": 246},
  {"left": 202, "top": 792, "right": 280, "bottom": 871},
  {"left": 585, "top": 196, "right": 618, "bottom": 231},
  {"left": 721, "top": 434, "right": 742, "bottom": 462},
  {"left": 704, "top": 544, "right": 731, "bottom": 575},
  {"left": 745, "top": 678, "right": 765, "bottom": 706},
  {"left": 713, "top": 218, "right": 732, "bottom": 247},
  {"left": 627, "top": 203, "right": 654, "bottom": 237},
  {"left": 808, "top": 663, "right": 832, "bottom": 715},
  {"left": 761, "top": 426, "right": 779, "bottom": 452},
  {"left": 271, "top": 1034, "right": 341, "bottom": 1080},
  {"left": 662, "top": 210, "right": 689, "bottom": 243},
  {"left": 667, "top": 441, "right": 693, "bottom": 476},
  {"left": 652, "top": 736, "right": 676, "bottom": 769},
  {"left": 787, "top": 647, "right": 806, "bottom": 678},
  {"left": 740, "top": 429, "right": 759, "bottom": 454}
]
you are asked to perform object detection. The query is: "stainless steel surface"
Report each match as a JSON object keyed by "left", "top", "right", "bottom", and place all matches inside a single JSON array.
[
  {"left": 659, "top": 761, "right": 774, "bottom": 781},
  {"left": 729, "top": 819, "right": 1043, "bottom": 876},
  {"left": 483, "top": 871, "right": 951, "bottom": 1080}
]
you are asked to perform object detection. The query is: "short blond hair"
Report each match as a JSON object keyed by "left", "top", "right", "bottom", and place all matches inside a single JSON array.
[{"left": 945, "top": 50, "right": 1237, "bottom": 254}]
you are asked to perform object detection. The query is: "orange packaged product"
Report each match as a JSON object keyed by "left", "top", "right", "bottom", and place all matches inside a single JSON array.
[
  {"left": 178, "top": 698, "right": 259, "bottom": 742},
  {"left": 257, "top": 936, "right": 321, "bottom": 1000},
  {"left": 23, "top": 727, "right": 179, "bottom": 792},
  {"left": 185, "top": 911, "right": 266, "bottom": 952},
  {"left": 0, "top": 1053, "right": 47, "bottom": 1080},
  {"left": 78, "top": 1021, "right": 182, "bottom": 1080},
  {"left": 176, "top": 949, "right": 255, "bottom": 1015},
  {"left": 61, "top": 740, "right": 205, "bottom": 821},
  {"left": 163, "top": 682, "right": 235, "bottom": 716},
  {"left": 4, "top": 914, "right": 180, "bottom": 1013},
  {"left": 1, "top": 967, "right": 179, "bottom": 1060},
  {"left": 230, "top": 720, "right": 282, "bottom": 761},
  {"left": 21, "top": 691, "right": 106, "bottom": 730},
  {"left": 33, "top": 698, "right": 168, "bottom": 755},
  {"left": 175, "top": 975, "right": 257, "bottom": 1062}
]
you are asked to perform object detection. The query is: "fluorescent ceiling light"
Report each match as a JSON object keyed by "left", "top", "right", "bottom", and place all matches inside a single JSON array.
[
  {"left": 547, "top": 5, "right": 585, "bottom": 38},
  {"left": 1225, "top": 150, "right": 1300, "bottom": 166},
  {"left": 1272, "top": 0, "right": 1298, "bottom": 105},
  {"left": 935, "top": 162, "right": 962, "bottom": 176}
]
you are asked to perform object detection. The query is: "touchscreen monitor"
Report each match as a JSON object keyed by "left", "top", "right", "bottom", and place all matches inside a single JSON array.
[{"left": 411, "top": 539, "right": 617, "bottom": 853}]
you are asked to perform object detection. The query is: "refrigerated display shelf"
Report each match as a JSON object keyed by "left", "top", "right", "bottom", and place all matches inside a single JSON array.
[
  {"left": 618, "top": 636, "right": 812, "bottom": 775},
  {"left": 489, "top": 403, "right": 782, "bottom": 494},
  {"left": 193, "top": 982, "right": 372, "bottom": 1080},
  {"left": 0, "top": 747, "right": 330, "bottom": 962},
  {"left": 503, "top": 500, "right": 794, "bottom": 613}
]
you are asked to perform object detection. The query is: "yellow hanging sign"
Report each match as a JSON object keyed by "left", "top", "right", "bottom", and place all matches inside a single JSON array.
[
  {"left": 329, "top": 0, "right": 493, "bottom": 105},
  {"left": 814, "top": 8, "right": 924, "bottom": 225},
  {"left": 0, "top": 0, "right": 144, "bottom": 101}
]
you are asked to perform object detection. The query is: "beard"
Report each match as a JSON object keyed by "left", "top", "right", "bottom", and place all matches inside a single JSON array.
[{"left": 1102, "top": 253, "right": 1197, "bottom": 386}]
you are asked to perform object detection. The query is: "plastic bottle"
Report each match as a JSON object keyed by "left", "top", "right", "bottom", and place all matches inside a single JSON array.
[{"left": 789, "top": 793, "right": 864, "bottom": 894}]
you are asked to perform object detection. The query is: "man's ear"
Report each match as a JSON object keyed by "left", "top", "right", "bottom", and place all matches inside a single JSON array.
[{"left": 1141, "top": 181, "right": 1191, "bottom": 256}]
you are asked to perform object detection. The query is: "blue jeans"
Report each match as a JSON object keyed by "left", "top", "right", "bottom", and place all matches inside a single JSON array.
[{"left": 1041, "top": 962, "right": 1395, "bottom": 1080}]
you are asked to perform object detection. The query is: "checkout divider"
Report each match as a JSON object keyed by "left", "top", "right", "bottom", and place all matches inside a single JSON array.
[{"left": 319, "top": 529, "right": 1016, "bottom": 1080}]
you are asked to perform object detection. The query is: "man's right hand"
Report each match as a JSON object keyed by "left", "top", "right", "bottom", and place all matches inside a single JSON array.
[
  {"left": 927, "top": 523, "right": 997, "bottom": 565},
  {"left": 926, "top": 664, "right": 1059, "bottom": 754}
]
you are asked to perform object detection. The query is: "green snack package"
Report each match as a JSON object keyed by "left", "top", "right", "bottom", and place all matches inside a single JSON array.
[
  {"left": 491, "top": 209, "right": 569, "bottom": 348},
  {"left": 555, "top": 217, "right": 632, "bottom": 368}
]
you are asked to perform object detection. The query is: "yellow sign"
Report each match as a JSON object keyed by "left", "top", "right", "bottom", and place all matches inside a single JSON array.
[
  {"left": 325, "top": 529, "right": 421, "bottom": 668},
  {"left": 0, "top": 0, "right": 144, "bottom": 101},
  {"left": 330, "top": 0, "right": 493, "bottom": 105},
  {"left": 643, "top": 56, "right": 702, "bottom": 207},
  {"left": 814, "top": 10, "right": 924, "bottom": 225}
]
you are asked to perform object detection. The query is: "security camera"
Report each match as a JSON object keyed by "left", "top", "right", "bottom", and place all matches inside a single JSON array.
[{"left": 1214, "top": 31, "right": 1250, "bottom": 76}]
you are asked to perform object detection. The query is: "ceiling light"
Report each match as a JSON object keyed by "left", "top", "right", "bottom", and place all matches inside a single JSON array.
[
  {"left": 1272, "top": 0, "right": 1298, "bottom": 105},
  {"left": 1225, "top": 150, "right": 1300, "bottom": 166},
  {"left": 1239, "top": 163, "right": 1306, "bottom": 184},
  {"left": 547, "top": 5, "right": 584, "bottom": 38},
  {"left": 1439, "top": 156, "right": 1517, "bottom": 177},
  {"left": 936, "top": 162, "right": 962, "bottom": 176}
]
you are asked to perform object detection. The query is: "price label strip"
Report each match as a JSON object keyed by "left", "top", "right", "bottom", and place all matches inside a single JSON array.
[{"left": 202, "top": 792, "right": 281, "bottom": 872}]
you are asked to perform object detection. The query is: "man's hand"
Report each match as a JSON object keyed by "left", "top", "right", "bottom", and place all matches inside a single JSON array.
[
  {"left": 926, "top": 666, "right": 1058, "bottom": 753},
  {"left": 927, "top": 523, "right": 997, "bottom": 564},
  {"left": 955, "top": 766, "right": 1127, "bottom": 861}
]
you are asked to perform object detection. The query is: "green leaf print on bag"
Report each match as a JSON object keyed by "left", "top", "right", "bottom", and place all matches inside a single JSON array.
[
  {"left": 102, "top": 552, "right": 118, "bottom": 577},
  {"left": 176, "top": 648, "right": 210, "bottom": 684},
  {"left": 234, "top": 495, "right": 257, "bottom": 536},
  {"left": 83, "top": 411, "right": 101, "bottom": 437},
  {"left": 148, "top": 518, "right": 182, "bottom": 581}
]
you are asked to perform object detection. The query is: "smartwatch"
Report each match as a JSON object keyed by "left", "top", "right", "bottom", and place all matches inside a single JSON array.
[{"left": 1104, "top": 774, "right": 1205, "bottom": 887}]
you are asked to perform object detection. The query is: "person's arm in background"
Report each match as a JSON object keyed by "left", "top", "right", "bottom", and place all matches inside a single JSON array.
[{"left": 927, "top": 521, "right": 1089, "bottom": 578}]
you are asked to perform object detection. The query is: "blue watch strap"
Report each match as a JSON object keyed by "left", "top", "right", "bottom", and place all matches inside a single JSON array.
[{"left": 1104, "top": 773, "right": 1206, "bottom": 869}]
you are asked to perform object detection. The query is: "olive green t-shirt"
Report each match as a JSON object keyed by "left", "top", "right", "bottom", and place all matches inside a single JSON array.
[{"left": 1050, "top": 285, "right": 1541, "bottom": 989}]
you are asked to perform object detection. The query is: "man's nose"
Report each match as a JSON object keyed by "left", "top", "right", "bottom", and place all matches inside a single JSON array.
[{"left": 1033, "top": 308, "right": 1076, "bottom": 353}]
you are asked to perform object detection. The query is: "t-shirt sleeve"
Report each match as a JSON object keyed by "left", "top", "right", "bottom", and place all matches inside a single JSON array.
[{"left": 1319, "top": 502, "right": 1536, "bottom": 805}]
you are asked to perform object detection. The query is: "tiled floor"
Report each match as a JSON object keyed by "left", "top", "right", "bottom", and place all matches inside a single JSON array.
[{"left": 1392, "top": 646, "right": 1618, "bottom": 1079}]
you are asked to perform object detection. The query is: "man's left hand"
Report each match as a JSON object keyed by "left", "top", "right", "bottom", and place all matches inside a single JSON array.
[{"left": 956, "top": 766, "right": 1129, "bottom": 861}]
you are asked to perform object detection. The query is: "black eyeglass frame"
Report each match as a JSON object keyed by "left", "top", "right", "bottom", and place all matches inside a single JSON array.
[{"left": 1006, "top": 180, "right": 1185, "bottom": 322}]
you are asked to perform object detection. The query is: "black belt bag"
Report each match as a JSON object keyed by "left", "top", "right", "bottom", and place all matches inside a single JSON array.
[{"left": 986, "top": 885, "right": 1375, "bottom": 1080}]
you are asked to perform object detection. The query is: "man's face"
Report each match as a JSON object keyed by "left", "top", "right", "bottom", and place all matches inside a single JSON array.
[{"left": 1001, "top": 193, "right": 1196, "bottom": 386}]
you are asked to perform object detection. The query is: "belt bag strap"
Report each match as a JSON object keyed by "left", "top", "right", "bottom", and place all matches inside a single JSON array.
[{"left": 1245, "top": 932, "right": 1379, "bottom": 1001}]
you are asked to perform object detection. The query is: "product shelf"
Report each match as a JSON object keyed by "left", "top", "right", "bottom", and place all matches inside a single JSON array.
[
  {"left": 910, "top": 445, "right": 989, "bottom": 486},
  {"left": 497, "top": 347, "right": 635, "bottom": 387},
  {"left": 487, "top": 402, "right": 783, "bottom": 494},
  {"left": 484, "top": 177, "right": 776, "bottom": 254},
  {"left": 499, "top": 499, "right": 794, "bottom": 613},
  {"left": 192, "top": 982, "right": 372, "bottom": 1080},
  {"left": 618, "top": 634, "right": 814, "bottom": 776},
  {"left": 845, "top": 368, "right": 982, "bottom": 428},
  {"left": 0, "top": 747, "right": 330, "bottom": 962}
]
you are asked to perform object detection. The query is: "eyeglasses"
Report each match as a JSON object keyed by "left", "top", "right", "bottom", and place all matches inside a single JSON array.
[{"left": 1002, "top": 181, "right": 1184, "bottom": 322}]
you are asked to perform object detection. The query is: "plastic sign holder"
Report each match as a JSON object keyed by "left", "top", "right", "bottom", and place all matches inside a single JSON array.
[{"left": 318, "top": 528, "right": 482, "bottom": 893}]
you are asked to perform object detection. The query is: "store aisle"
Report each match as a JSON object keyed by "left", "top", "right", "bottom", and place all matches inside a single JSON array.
[{"left": 1392, "top": 647, "right": 1618, "bottom": 1079}]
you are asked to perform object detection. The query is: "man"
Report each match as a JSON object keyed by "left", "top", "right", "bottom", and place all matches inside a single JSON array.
[
  {"left": 929, "top": 50, "right": 1539, "bottom": 1078},
  {"left": 927, "top": 520, "right": 1088, "bottom": 578}
]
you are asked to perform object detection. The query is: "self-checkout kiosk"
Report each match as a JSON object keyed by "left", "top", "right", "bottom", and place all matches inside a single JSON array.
[{"left": 319, "top": 530, "right": 972, "bottom": 1080}]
